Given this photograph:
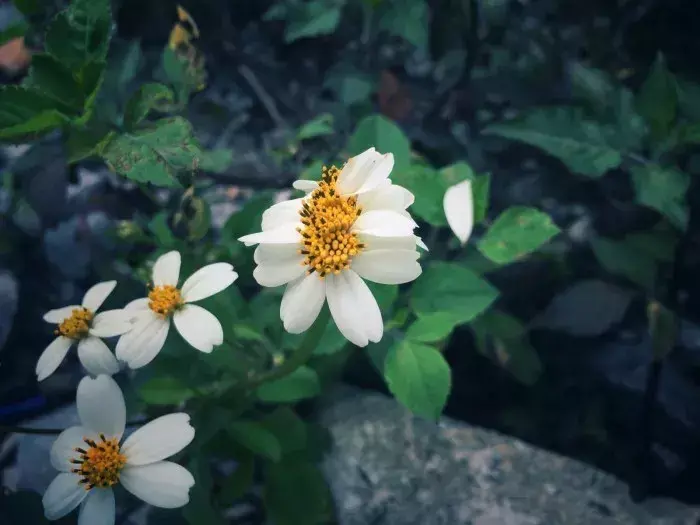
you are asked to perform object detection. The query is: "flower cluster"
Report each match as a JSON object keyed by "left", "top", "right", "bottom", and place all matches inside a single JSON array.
[{"left": 34, "top": 147, "right": 441, "bottom": 523}]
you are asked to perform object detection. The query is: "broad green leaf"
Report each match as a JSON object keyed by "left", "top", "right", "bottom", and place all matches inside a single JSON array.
[
  {"left": 347, "top": 114, "right": 411, "bottom": 171},
  {"left": 0, "top": 86, "right": 69, "bottom": 140},
  {"left": 298, "top": 160, "right": 325, "bottom": 181},
  {"left": 124, "top": 83, "right": 174, "bottom": 128},
  {"left": 405, "top": 313, "right": 459, "bottom": 343},
  {"left": 636, "top": 53, "right": 678, "bottom": 141},
  {"left": 677, "top": 78, "right": 700, "bottom": 121},
  {"left": 138, "top": 376, "right": 194, "bottom": 405},
  {"left": 100, "top": 117, "right": 202, "bottom": 187},
  {"left": 23, "top": 53, "right": 84, "bottom": 112},
  {"left": 297, "top": 113, "right": 334, "bottom": 141},
  {"left": 284, "top": 1, "right": 343, "bottom": 43},
  {"left": 569, "top": 62, "right": 617, "bottom": 114},
  {"left": 183, "top": 457, "right": 226, "bottom": 525},
  {"left": 378, "top": 0, "right": 428, "bottom": 50},
  {"left": 12, "top": 0, "right": 40, "bottom": 16},
  {"left": 630, "top": 164, "right": 689, "bottom": 230},
  {"left": 219, "top": 453, "right": 255, "bottom": 504},
  {"left": 256, "top": 366, "right": 321, "bottom": 403},
  {"left": 65, "top": 125, "right": 114, "bottom": 163},
  {"left": 283, "top": 319, "right": 346, "bottom": 356},
  {"left": 411, "top": 262, "right": 499, "bottom": 324},
  {"left": 148, "top": 211, "right": 176, "bottom": 246},
  {"left": 324, "top": 68, "right": 374, "bottom": 106},
  {"left": 477, "top": 206, "right": 560, "bottom": 264},
  {"left": 261, "top": 407, "right": 308, "bottom": 454},
  {"left": 384, "top": 340, "right": 451, "bottom": 419},
  {"left": 222, "top": 192, "right": 274, "bottom": 242},
  {"left": 227, "top": 420, "right": 282, "bottom": 462},
  {"left": 264, "top": 459, "right": 333, "bottom": 525},
  {"left": 199, "top": 148, "right": 234, "bottom": 173},
  {"left": 484, "top": 108, "right": 623, "bottom": 178},
  {"left": 471, "top": 310, "right": 527, "bottom": 339},
  {"left": 232, "top": 323, "right": 267, "bottom": 342},
  {"left": 0, "top": 21, "right": 27, "bottom": 47},
  {"left": 591, "top": 235, "right": 656, "bottom": 290}
]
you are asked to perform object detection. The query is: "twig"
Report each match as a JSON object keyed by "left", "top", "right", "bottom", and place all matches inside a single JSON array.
[{"left": 237, "top": 64, "right": 288, "bottom": 130}]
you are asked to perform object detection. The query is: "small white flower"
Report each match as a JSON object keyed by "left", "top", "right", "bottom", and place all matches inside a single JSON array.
[
  {"left": 443, "top": 179, "right": 474, "bottom": 244},
  {"left": 37, "top": 281, "right": 132, "bottom": 381},
  {"left": 239, "top": 147, "right": 422, "bottom": 347},
  {"left": 43, "top": 375, "right": 196, "bottom": 523},
  {"left": 116, "top": 251, "right": 238, "bottom": 368}
]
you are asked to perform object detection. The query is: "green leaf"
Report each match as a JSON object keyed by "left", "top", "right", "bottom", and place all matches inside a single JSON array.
[
  {"left": 256, "top": 366, "right": 321, "bottom": 403},
  {"left": 65, "top": 125, "right": 114, "bottom": 163},
  {"left": 405, "top": 312, "right": 459, "bottom": 343},
  {"left": 264, "top": 460, "right": 333, "bottom": 525},
  {"left": 347, "top": 114, "right": 411, "bottom": 171},
  {"left": 636, "top": 53, "right": 678, "bottom": 141},
  {"left": 478, "top": 206, "right": 560, "bottom": 264},
  {"left": 227, "top": 420, "right": 282, "bottom": 462},
  {"left": 219, "top": 453, "right": 255, "bottom": 504},
  {"left": 484, "top": 108, "right": 623, "bottom": 178},
  {"left": 630, "top": 164, "right": 689, "bottom": 230},
  {"left": 261, "top": 407, "right": 308, "bottom": 454},
  {"left": 124, "top": 83, "right": 174, "bottom": 128},
  {"left": 384, "top": 340, "right": 451, "bottom": 419},
  {"left": 183, "top": 457, "right": 226, "bottom": 525},
  {"left": 199, "top": 148, "right": 234, "bottom": 173},
  {"left": 284, "top": 1, "right": 343, "bottom": 43},
  {"left": 222, "top": 192, "right": 274, "bottom": 242},
  {"left": 411, "top": 262, "right": 499, "bottom": 324},
  {"left": 23, "top": 53, "right": 85, "bottom": 113},
  {"left": 591, "top": 235, "right": 656, "bottom": 290},
  {"left": 297, "top": 113, "right": 334, "bottom": 141},
  {"left": 100, "top": 117, "right": 202, "bottom": 187},
  {"left": 138, "top": 376, "right": 194, "bottom": 405},
  {"left": 12, "top": 0, "right": 40, "bottom": 16},
  {"left": 0, "top": 86, "right": 69, "bottom": 140},
  {"left": 324, "top": 68, "right": 374, "bottom": 106},
  {"left": 378, "top": 0, "right": 428, "bottom": 50},
  {"left": 0, "top": 21, "right": 27, "bottom": 47},
  {"left": 148, "top": 211, "right": 176, "bottom": 246},
  {"left": 471, "top": 310, "right": 527, "bottom": 339}
]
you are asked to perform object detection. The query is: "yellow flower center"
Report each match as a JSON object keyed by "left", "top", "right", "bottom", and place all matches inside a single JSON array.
[
  {"left": 55, "top": 308, "right": 93, "bottom": 339},
  {"left": 71, "top": 435, "right": 126, "bottom": 490},
  {"left": 148, "top": 285, "right": 183, "bottom": 317},
  {"left": 298, "top": 165, "right": 364, "bottom": 278}
]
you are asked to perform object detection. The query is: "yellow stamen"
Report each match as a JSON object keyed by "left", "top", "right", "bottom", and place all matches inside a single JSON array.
[
  {"left": 71, "top": 435, "right": 126, "bottom": 490},
  {"left": 298, "top": 165, "right": 364, "bottom": 278},
  {"left": 148, "top": 285, "right": 183, "bottom": 317},
  {"left": 55, "top": 308, "right": 93, "bottom": 339}
]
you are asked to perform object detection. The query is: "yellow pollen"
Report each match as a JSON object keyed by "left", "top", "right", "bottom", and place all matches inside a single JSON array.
[
  {"left": 71, "top": 435, "right": 126, "bottom": 490},
  {"left": 298, "top": 165, "right": 364, "bottom": 278},
  {"left": 55, "top": 308, "right": 93, "bottom": 339},
  {"left": 148, "top": 285, "right": 183, "bottom": 317}
]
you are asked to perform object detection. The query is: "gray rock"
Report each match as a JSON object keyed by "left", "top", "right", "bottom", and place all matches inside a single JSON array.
[{"left": 319, "top": 386, "right": 700, "bottom": 525}]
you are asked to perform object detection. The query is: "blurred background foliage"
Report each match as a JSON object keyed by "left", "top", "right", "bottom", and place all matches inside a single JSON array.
[{"left": 2, "top": 0, "right": 700, "bottom": 523}]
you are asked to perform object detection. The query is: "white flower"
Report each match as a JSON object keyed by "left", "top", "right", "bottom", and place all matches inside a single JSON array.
[
  {"left": 239, "top": 147, "right": 422, "bottom": 347},
  {"left": 116, "top": 251, "right": 238, "bottom": 368},
  {"left": 443, "top": 179, "right": 474, "bottom": 244},
  {"left": 37, "top": 281, "right": 132, "bottom": 381},
  {"left": 43, "top": 375, "right": 195, "bottom": 524}
]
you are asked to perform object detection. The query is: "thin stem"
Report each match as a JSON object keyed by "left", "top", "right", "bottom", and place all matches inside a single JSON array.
[
  {"left": 240, "top": 305, "right": 331, "bottom": 390},
  {"left": 0, "top": 418, "right": 150, "bottom": 436}
]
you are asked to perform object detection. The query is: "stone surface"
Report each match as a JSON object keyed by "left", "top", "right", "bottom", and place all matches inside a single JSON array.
[{"left": 319, "top": 386, "right": 700, "bottom": 525}]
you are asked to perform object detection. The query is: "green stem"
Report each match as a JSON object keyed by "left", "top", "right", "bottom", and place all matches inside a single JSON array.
[{"left": 240, "top": 306, "right": 331, "bottom": 390}]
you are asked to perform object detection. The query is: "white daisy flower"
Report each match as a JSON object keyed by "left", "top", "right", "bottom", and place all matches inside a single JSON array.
[
  {"left": 443, "top": 179, "right": 474, "bottom": 245},
  {"left": 116, "top": 251, "right": 238, "bottom": 369},
  {"left": 238, "top": 147, "right": 422, "bottom": 347},
  {"left": 43, "top": 375, "right": 195, "bottom": 524},
  {"left": 37, "top": 281, "right": 132, "bottom": 381}
]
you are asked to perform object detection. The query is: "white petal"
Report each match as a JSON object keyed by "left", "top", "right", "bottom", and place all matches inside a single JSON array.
[
  {"left": 89, "top": 310, "right": 133, "bottom": 338},
  {"left": 358, "top": 183, "right": 414, "bottom": 212},
  {"left": 121, "top": 413, "right": 195, "bottom": 466},
  {"left": 43, "top": 305, "right": 81, "bottom": 324},
  {"left": 36, "top": 336, "right": 73, "bottom": 381},
  {"left": 51, "top": 426, "right": 90, "bottom": 472},
  {"left": 120, "top": 462, "right": 195, "bottom": 509},
  {"left": 326, "top": 271, "right": 383, "bottom": 347},
  {"left": 354, "top": 153, "right": 395, "bottom": 194},
  {"left": 444, "top": 179, "right": 474, "bottom": 244},
  {"left": 254, "top": 243, "right": 302, "bottom": 265},
  {"left": 43, "top": 473, "right": 86, "bottom": 521},
  {"left": 78, "top": 489, "right": 115, "bottom": 525},
  {"left": 415, "top": 236, "right": 429, "bottom": 251},
  {"left": 181, "top": 263, "right": 238, "bottom": 303},
  {"left": 81, "top": 281, "right": 116, "bottom": 312},
  {"left": 173, "top": 305, "right": 223, "bottom": 353},
  {"left": 280, "top": 273, "right": 326, "bottom": 334},
  {"left": 253, "top": 259, "right": 306, "bottom": 287},
  {"left": 292, "top": 180, "right": 319, "bottom": 192},
  {"left": 238, "top": 224, "right": 302, "bottom": 247},
  {"left": 352, "top": 249, "right": 422, "bottom": 285},
  {"left": 359, "top": 233, "right": 417, "bottom": 251},
  {"left": 353, "top": 210, "right": 417, "bottom": 237},
  {"left": 116, "top": 313, "right": 170, "bottom": 369},
  {"left": 152, "top": 250, "right": 181, "bottom": 286},
  {"left": 77, "top": 337, "right": 121, "bottom": 377},
  {"left": 336, "top": 147, "right": 379, "bottom": 194},
  {"left": 261, "top": 198, "right": 303, "bottom": 231},
  {"left": 76, "top": 375, "right": 126, "bottom": 439}
]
